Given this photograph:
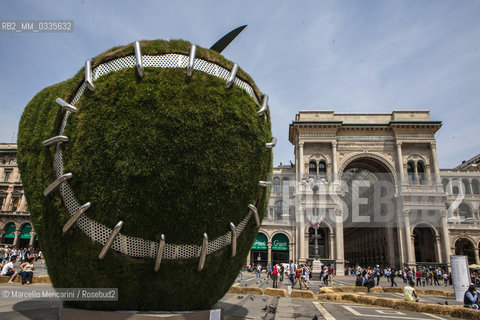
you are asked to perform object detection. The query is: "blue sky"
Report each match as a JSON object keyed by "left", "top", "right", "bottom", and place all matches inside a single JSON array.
[{"left": 0, "top": 0, "right": 479, "bottom": 168}]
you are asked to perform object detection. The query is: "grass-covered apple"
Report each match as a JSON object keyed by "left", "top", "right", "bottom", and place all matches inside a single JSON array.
[{"left": 17, "top": 39, "right": 272, "bottom": 311}]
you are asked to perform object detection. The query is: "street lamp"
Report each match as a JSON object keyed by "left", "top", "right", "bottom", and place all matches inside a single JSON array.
[{"left": 308, "top": 178, "right": 322, "bottom": 260}]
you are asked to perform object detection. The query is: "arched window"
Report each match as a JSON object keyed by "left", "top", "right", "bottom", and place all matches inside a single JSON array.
[
  {"left": 442, "top": 179, "right": 449, "bottom": 193},
  {"left": 417, "top": 162, "right": 426, "bottom": 184},
  {"left": 273, "top": 177, "right": 280, "bottom": 192},
  {"left": 274, "top": 201, "right": 285, "bottom": 220},
  {"left": 20, "top": 223, "right": 32, "bottom": 240},
  {"left": 407, "top": 162, "right": 415, "bottom": 184},
  {"left": 282, "top": 177, "right": 290, "bottom": 194},
  {"left": 452, "top": 180, "right": 460, "bottom": 195},
  {"left": 462, "top": 179, "right": 471, "bottom": 194},
  {"left": 309, "top": 161, "right": 317, "bottom": 178},
  {"left": 472, "top": 179, "right": 480, "bottom": 194},
  {"left": 458, "top": 203, "right": 472, "bottom": 221},
  {"left": 455, "top": 238, "right": 475, "bottom": 265},
  {"left": 318, "top": 161, "right": 327, "bottom": 180}
]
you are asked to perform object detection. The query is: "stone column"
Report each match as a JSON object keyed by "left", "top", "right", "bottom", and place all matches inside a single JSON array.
[
  {"left": 332, "top": 142, "right": 338, "bottom": 182},
  {"left": 387, "top": 226, "right": 396, "bottom": 266},
  {"left": 329, "top": 233, "right": 334, "bottom": 260},
  {"left": 29, "top": 232, "right": 36, "bottom": 247},
  {"left": 326, "top": 164, "right": 332, "bottom": 182},
  {"left": 404, "top": 210, "right": 415, "bottom": 267},
  {"left": 430, "top": 142, "right": 441, "bottom": 185},
  {"left": 460, "top": 180, "right": 466, "bottom": 195},
  {"left": 396, "top": 142, "right": 405, "bottom": 186},
  {"left": 12, "top": 230, "right": 20, "bottom": 247},
  {"left": 267, "top": 242, "right": 272, "bottom": 265},
  {"left": 448, "top": 179, "right": 453, "bottom": 195},
  {"left": 426, "top": 164, "right": 432, "bottom": 185},
  {"left": 413, "top": 161, "right": 419, "bottom": 185},
  {"left": 335, "top": 208, "right": 345, "bottom": 275},
  {"left": 299, "top": 142, "right": 304, "bottom": 182},
  {"left": 18, "top": 194, "right": 27, "bottom": 211},
  {"left": 435, "top": 235, "right": 443, "bottom": 263},
  {"left": 440, "top": 210, "right": 452, "bottom": 266},
  {"left": 395, "top": 197, "right": 406, "bottom": 267},
  {"left": 475, "top": 247, "right": 480, "bottom": 265},
  {"left": 304, "top": 230, "right": 310, "bottom": 261},
  {"left": 296, "top": 143, "right": 300, "bottom": 181},
  {"left": 4, "top": 193, "right": 12, "bottom": 211},
  {"left": 289, "top": 242, "right": 294, "bottom": 263},
  {"left": 298, "top": 207, "right": 306, "bottom": 263},
  {"left": 468, "top": 179, "right": 473, "bottom": 195}
]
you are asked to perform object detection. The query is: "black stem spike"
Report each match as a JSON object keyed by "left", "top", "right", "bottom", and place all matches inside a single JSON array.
[{"left": 210, "top": 25, "right": 247, "bottom": 53}]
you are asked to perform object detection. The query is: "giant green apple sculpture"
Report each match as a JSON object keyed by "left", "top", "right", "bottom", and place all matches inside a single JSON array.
[{"left": 17, "top": 39, "right": 272, "bottom": 311}]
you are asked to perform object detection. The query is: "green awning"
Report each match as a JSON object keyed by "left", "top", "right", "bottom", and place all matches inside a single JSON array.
[
  {"left": 251, "top": 233, "right": 267, "bottom": 250},
  {"left": 272, "top": 233, "right": 289, "bottom": 251},
  {"left": 4, "top": 223, "right": 15, "bottom": 239},
  {"left": 20, "top": 224, "right": 32, "bottom": 239}
]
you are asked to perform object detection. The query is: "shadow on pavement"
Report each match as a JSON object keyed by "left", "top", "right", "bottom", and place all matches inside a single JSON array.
[
  {"left": 11, "top": 299, "right": 61, "bottom": 320},
  {"left": 214, "top": 300, "right": 255, "bottom": 319}
]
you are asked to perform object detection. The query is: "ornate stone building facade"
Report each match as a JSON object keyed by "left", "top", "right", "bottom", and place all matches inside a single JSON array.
[
  {"left": 251, "top": 111, "right": 480, "bottom": 275},
  {"left": 0, "top": 143, "right": 37, "bottom": 249}
]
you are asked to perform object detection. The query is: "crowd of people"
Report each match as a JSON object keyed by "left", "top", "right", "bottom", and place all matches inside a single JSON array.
[
  {"left": 348, "top": 265, "right": 452, "bottom": 288},
  {"left": 0, "top": 245, "right": 42, "bottom": 284},
  {"left": 245, "top": 261, "right": 336, "bottom": 290}
]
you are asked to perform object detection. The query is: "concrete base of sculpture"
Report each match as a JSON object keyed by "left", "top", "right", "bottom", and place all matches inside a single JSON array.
[
  {"left": 60, "top": 307, "right": 223, "bottom": 320},
  {"left": 311, "top": 259, "right": 323, "bottom": 280}
]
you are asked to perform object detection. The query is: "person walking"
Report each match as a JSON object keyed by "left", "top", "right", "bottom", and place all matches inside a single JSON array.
[
  {"left": 266, "top": 263, "right": 272, "bottom": 283},
  {"left": 375, "top": 265, "right": 381, "bottom": 286},
  {"left": 390, "top": 268, "right": 398, "bottom": 287},
  {"left": 279, "top": 263, "right": 284, "bottom": 283},
  {"left": 415, "top": 269, "right": 421, "bottom": 286},
  {"left": 366, "top": 272, "right": 376, "bottom": 293},
  {"left": 323, "top": 266, "right": 329, "bottom": 286},
  {"left": 328, "top": 265, "right": 335, "bottom": 286},
  {"left": 271, "top": 264, "right": 279, "bottom": 288},
  {"left": 434, "top": 270, "right": 440, "bottom": 286},
  {"left": 293, "top": 264, "right": 303, "bottom": 289},
  {"left": 302, "top": 264, "right": 310, "bottom": 290},
  {"left": 443, "top": 272, "right": 449, "bottom": 286},
  {"left": 289, "top": 260, "right": 295, "bottom": 286}
]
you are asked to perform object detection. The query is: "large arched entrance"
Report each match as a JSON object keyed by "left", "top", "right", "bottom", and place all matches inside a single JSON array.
[
  {"left": 18, "top": 223, "right": 32, "bottom": 249},
  {"left": 413, "top": 225, "right": 437, "bottom": 263},
  {"left": 341, "top": 156, "right": 400, "bottom": 268},
  {"left": 250, "top": 233, "right": 268, "bottom": 267},
  {"left": 271, "top": 233, "right": 290, "bottom": 265},
  {"left": 2, "top": 222, "right": 15, "bottom": 245},
  {"left": 308, "top": 226, "right": 330, "bottom": 259},
  {"left": 455, "top": 238, "right": 475, "bottom": 265}
]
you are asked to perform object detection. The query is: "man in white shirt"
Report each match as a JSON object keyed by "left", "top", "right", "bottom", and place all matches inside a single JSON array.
[
  {"left": 289, "top": 260, "right": 295, "bottom": 285},
  {"left": 1, "top": 255, "right": 18, "bottom": 283}
]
